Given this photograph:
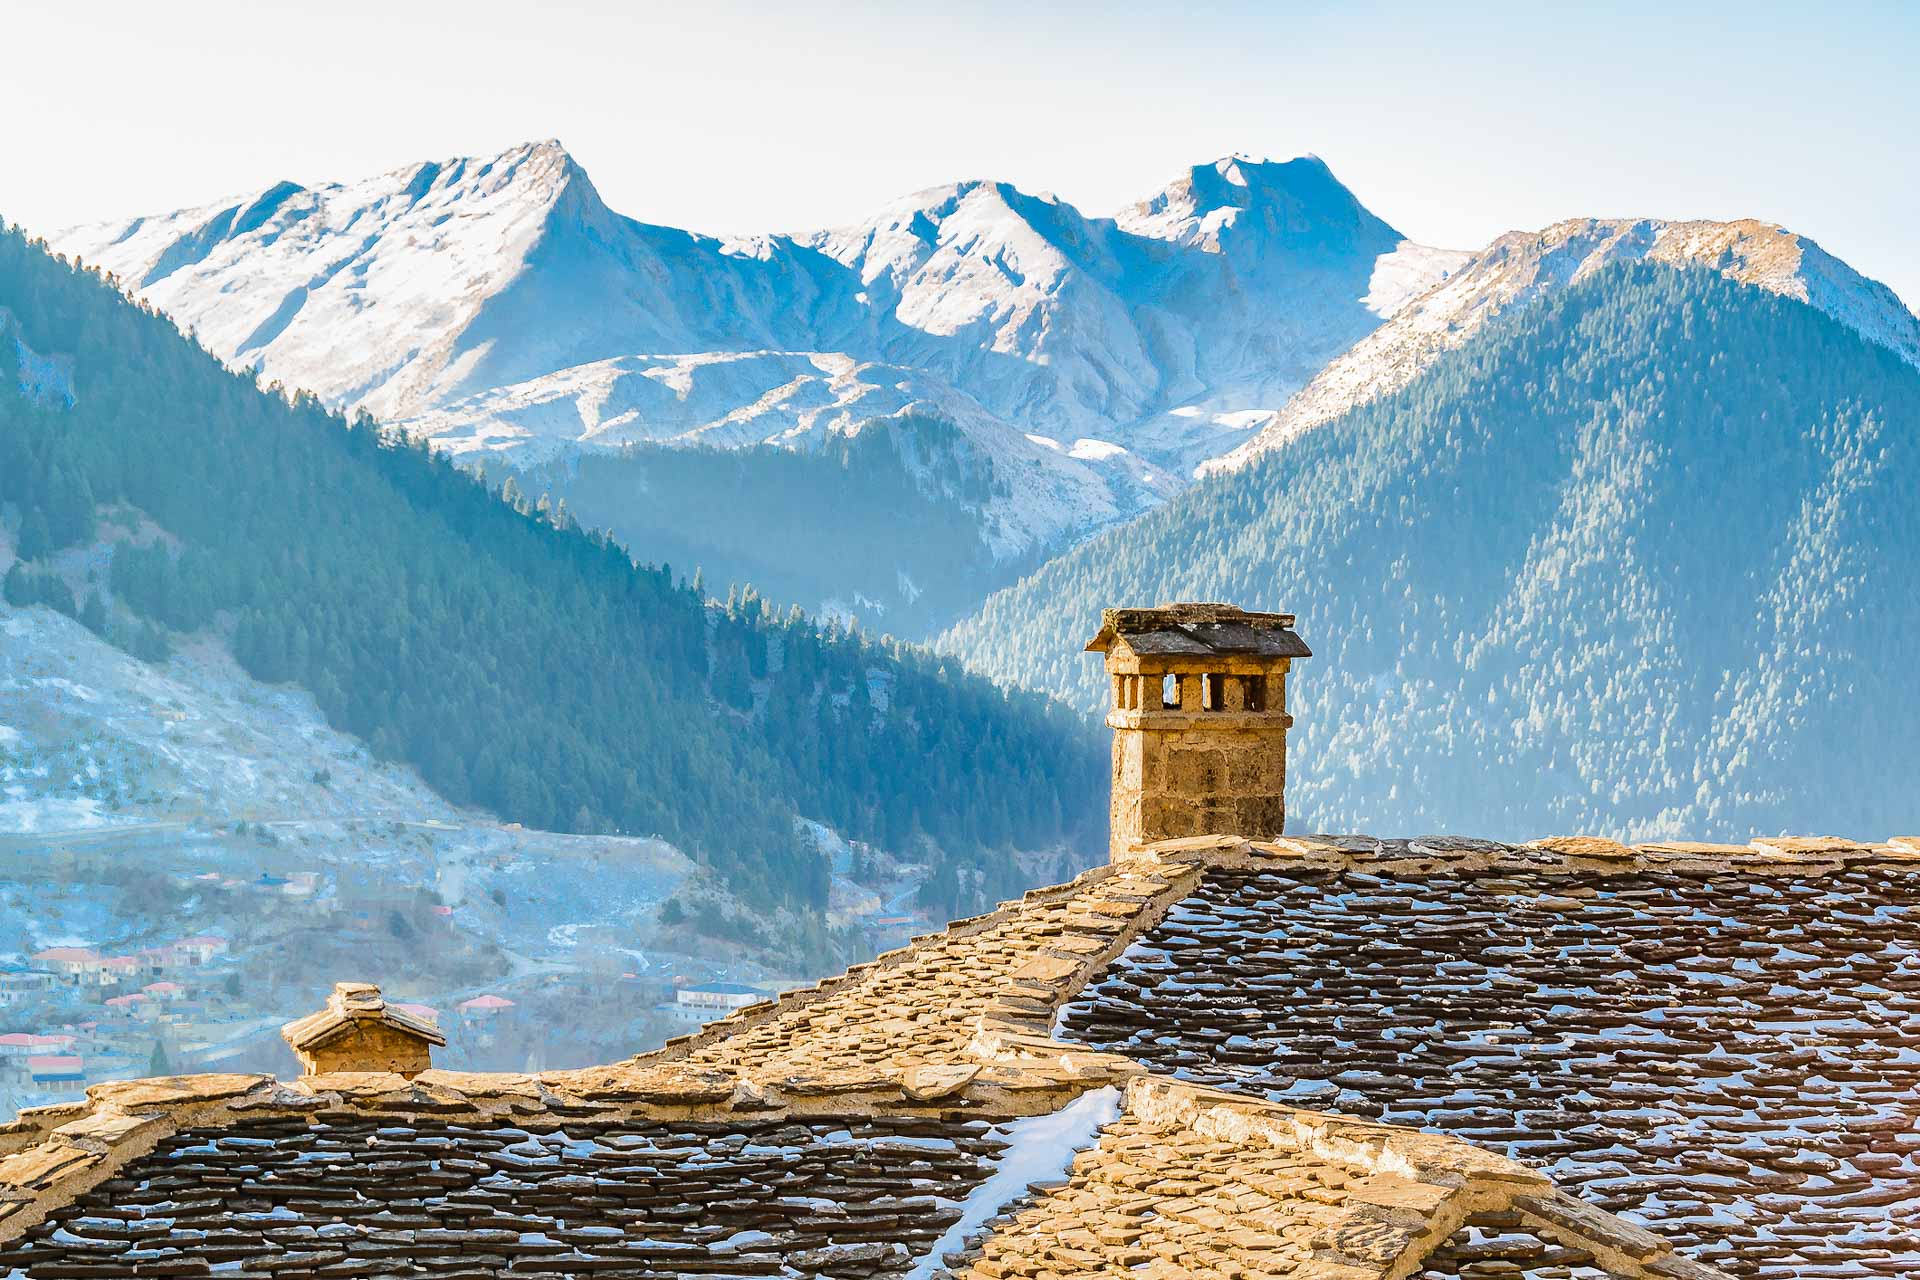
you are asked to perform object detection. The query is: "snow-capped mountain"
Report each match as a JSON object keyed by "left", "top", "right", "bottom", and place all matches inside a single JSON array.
[
  {"left": 49, "top": 143, "right": 1459, "bottom": 563},
  {"left": 1206, "top": 216, "right": 1920, "bottom": 474}
]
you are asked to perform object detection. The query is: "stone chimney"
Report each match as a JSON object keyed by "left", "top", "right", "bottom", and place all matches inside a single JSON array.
[
  {"left": 1085, "top": 603, "right": 1310, "bottom": 857},
  {"left": 279, "top": 981, "right": 447, "bottom": 1078}
]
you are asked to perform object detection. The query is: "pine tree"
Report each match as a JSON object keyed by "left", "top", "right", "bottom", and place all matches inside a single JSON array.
[
  {"left": 16, "top": 507, "right": 50, "bottom": 561},
  {"left": 79, "top": 590, "right": 107, "bottom": 635}
]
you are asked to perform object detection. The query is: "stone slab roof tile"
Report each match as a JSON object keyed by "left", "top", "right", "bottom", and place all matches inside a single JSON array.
[
  {"left": 1060, "top": 840, "right": 1919, "bottom": 1279},
  {"left": 943, "top": 1077, "right": 1712, "bottom": 1280},
  {"left": 4, "top": 830, "right": 1887, "bottom": 1276},
  {"left": 279, "top": 980, "right": 447, "bottom": 1053},
  {"left": 1084, "top": 604, "right": 1311, "bottom": 659}
]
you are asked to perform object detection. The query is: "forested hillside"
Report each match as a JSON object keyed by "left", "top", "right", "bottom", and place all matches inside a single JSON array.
[
  {"left": 945, "top": 263, "right": 1920, "bottom": 840},
  {"left": 0, "top": 226, "right": 1103, "bottom": 910},
  {"left": 500, "top": 415, "right": 1031, "bottom": 635}
]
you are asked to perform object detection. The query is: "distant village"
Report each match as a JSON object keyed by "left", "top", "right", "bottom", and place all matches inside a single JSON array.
[
  {"left": 0, "top": 847, "right": 879, "bottom": 1118},
  {"left": 0, "top": 928, "right": 238, "bottom": 1108}
]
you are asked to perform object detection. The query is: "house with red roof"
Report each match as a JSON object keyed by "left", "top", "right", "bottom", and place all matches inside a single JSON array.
[
  {"left": 0, "top": 1032, "right": 77, "bottom": 1058},
  {"left": 0, "top": 1036, "right": 82, "bottom": 1088},
  {"left": 97, "top": 956, "right": 143, "bottom": 984},
  {"left": 104, "top": 993, "right": 153, "bottom": 1017},
  {"left": 455, "top": 994, "right": 514, "bottom": 1019}
]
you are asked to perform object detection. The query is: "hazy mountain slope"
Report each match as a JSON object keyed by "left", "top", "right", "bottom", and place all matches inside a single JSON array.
[
  {"left": 942, "top": 262, "right": 1920, "bottom": 841},
  {"left": 0, "top": 227, "right": 1103, "bottom": 909},
  {"left": 497, "top": 415, "right": 1028, "bottom": 638},
  {"left": 1209, "top": 216, "right": 1920, "bottom": 472},
  {"left": 47, "top": 145, "right": 1459, "bottom": 629}
]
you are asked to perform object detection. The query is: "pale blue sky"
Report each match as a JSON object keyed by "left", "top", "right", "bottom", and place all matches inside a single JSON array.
[{"left": 7, "top": 0, "right": 1917, "bottom": 305}]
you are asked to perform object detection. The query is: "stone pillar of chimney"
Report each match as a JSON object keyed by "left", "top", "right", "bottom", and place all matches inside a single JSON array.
[{"left": 1084, "top": 603, "right": 1311, "bottom": 857}]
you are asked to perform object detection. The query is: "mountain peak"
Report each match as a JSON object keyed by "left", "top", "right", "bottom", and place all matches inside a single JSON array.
[
  {"left": 1118, "top": 154, "right": 1401, "bottom": 252},
  {"left": 366, "top": 138, "right": 595, "bottom": 214}
]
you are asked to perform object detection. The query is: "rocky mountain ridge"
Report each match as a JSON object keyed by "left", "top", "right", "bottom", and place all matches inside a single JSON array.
[
  {"left": 47, "top": 144, "right": 1458, "bottom": 567},
  {"left": 1206, "top": 215, "right": 1920, "bottom": 473},
  {"left": 47, "top": 146, "right": 1920, "bottom": 635}
]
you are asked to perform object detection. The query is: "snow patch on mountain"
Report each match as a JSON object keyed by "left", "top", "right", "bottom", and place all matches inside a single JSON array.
[
  {"left": 1207, "top": 217, "right": 1920, "bottom": 474},
  {"left": 48, "top": 143, "right": 1457, "bottom": 561}
]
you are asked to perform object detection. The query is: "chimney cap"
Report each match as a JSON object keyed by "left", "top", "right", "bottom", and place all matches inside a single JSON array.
[
  {"left": 1085, "top": 603, "right": 1310, "bottom": 658},
  {"left": 281, "top": 980, "right": 448, "bottom": 1054}
]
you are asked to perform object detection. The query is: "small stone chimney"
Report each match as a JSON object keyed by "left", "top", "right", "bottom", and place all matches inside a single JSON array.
[
  {"left": 1085, "top": 603, "right": 1310, "bottom": 857},
  {"left": 280, "top": 981, "right": 447, "bottom": 1078}
]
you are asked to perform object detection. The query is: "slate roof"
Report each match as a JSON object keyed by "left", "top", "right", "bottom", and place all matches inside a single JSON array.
[
  {"left": 1084, "top": 603, "right": 1313, "bottom": 659},
  {"left": 0, "top": 1111, "right": 1008, "bottom": 1278},
  {"left": 3, "top": 832, "right": 1913, "bottom": 1278},
  {"left": 280, "top": 980, "right": 447, "bottom": 1052},
  {"left": 1112, "top": 834, "right": 1920, "bottom": 1278}
]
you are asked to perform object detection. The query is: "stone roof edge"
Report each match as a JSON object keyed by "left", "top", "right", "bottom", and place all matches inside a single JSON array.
[
  {"left": 1117, "top": 830, "right": 1920, "bottom": 880},
  {"left": 0, "top": 1060, "right": 1106, "bottom": 1248},
  {"left": 1123, "top": 1076, "right": 1730, "bottom": 1279},
  {"left": 0, "top": 1066, "right": 1725, "bottom": 1278}
]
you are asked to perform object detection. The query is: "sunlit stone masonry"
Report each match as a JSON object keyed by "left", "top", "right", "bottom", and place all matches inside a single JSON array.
[{"left": 0, "top": 604, "right": 1910, "bottom": 1278}]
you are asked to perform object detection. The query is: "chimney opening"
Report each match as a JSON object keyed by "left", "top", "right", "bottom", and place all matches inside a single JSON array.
[
  {"left": 1243, "top": 674, "right": 1267, "bottom": 713},
  {"left": 1202, "top": 673, "right": 1227, "bottom": 712}
]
